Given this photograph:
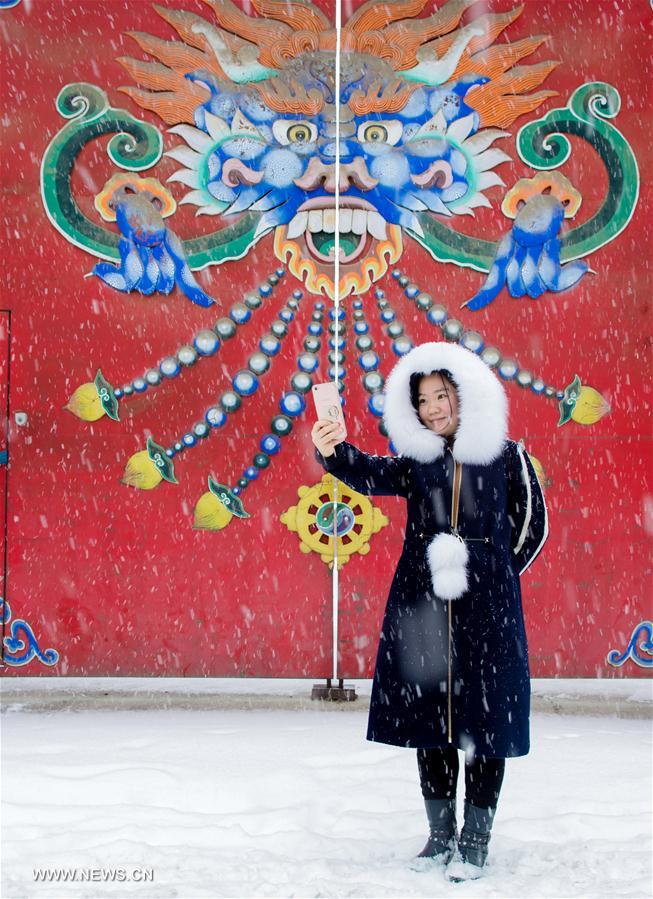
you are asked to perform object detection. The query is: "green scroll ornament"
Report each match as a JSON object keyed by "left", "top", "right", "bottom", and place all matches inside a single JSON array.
[
  {"left": 40, "top": 83, "right": 259, "bottom": 268},
  {"left": 409, "top": 81, "right": 639, "bottom": 273}
]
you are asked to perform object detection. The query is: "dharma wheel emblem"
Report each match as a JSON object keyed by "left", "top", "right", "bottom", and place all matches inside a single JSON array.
[{"left": 281, "top": 475, "right": 389, "bottom": 570}]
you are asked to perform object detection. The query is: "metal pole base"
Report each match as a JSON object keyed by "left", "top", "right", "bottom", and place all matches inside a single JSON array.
[{"left": 311, "top": 678, "right": 357, "bottom": 702}]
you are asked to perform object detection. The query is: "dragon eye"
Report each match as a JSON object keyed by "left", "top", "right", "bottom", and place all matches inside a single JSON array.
[
  {"left": 272, "top": 120, "right": 317, "bottom": 146},
  {"left": 362, "top": 124, "right": 387, "bottom": 143},
  {"left": 357, "top": 120, "right": 402, "bottom": 146},
  {"left": 288, "top": 123, "right": 312, "bottom": 143}
]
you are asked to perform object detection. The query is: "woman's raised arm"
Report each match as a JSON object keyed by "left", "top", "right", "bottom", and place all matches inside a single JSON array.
[{"left": 312, "top": 420, "right": 411, "bottom": 498}]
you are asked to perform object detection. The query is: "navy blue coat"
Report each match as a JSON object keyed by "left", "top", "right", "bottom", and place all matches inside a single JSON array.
[{"left": 315, "top": 433, "right": 548, "bottom": 759}]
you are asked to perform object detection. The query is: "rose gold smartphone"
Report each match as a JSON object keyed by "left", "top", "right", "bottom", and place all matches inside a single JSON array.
[{"left": 312, "top": 381, "right": 347, "bottom": 440}]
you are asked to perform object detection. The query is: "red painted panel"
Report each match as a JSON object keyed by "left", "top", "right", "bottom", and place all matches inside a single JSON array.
[{"left": 0, "top": 0, "right": 650, "bottom": 677}]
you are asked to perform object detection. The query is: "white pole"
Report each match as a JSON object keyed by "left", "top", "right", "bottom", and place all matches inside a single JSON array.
[{"left": 332, "top": 0, "right": 342, "bottom": 683}]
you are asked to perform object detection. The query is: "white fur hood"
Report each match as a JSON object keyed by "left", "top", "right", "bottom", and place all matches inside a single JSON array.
[{"left": 383, "top": 342, "right": 508, "bottom": 465}]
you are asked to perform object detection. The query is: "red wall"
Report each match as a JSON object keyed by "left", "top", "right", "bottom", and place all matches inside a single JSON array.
[{"left": 0, "top": 0, "right": 650, "bottom": 678}]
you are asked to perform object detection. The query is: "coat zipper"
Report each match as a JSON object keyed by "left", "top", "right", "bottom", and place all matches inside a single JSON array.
[
  {"left": 419, "top": 451, "right": 490, "bottom": 743},
  {"left": 448, "top": 449, "right": 462, "bottom": 745}
]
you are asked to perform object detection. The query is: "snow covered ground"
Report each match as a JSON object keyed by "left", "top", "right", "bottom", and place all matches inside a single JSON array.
[
  {"left": 2, "top": 677, "right": 651, "bottom": 714},
  {"left": 3, "top": 676, "right": 651, "bottom": 700},
  {"left": 1, "top": 690, "right": 651, "bottom": 898}
]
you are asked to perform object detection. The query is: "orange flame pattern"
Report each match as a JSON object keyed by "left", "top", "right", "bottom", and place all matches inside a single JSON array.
[{"left": 119, "top": 0, "right": 558, "bottom": 129}]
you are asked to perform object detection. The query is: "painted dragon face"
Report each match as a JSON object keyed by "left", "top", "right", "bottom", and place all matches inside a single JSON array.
[
  {"left": 120, "top": 0, "right": 560, "bottom": 299},
  {"left": 168, "top": 53, "right": 504, "bottom": 297}
]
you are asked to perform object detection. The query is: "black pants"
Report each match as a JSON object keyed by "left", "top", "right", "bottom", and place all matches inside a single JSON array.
[{"left": 417, "top": 745, "right": 505, "bottom": 809}]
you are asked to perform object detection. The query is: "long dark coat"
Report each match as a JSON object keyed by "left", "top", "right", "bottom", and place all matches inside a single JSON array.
[{"left": 315, "top": 342, "right": 548, "bottom": 759}]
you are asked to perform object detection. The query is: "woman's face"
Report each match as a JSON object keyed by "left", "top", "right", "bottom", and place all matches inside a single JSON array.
[{"left": 416, "top": 373, "right": 459, "bottom": 437}]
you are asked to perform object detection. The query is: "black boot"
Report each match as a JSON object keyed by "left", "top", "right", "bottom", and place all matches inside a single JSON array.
[
  {"left": 447, "top": 801, "right": 496, "bottom": 881},
  {"left": 415, "top": 797, "right": 457, "bottom": 863}
]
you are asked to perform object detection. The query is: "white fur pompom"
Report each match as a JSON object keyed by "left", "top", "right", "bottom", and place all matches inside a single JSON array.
[{"left": 426, "top": 532, "right": 469, "bottom": 600}]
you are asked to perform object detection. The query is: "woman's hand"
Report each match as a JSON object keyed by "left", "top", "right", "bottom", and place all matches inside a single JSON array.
[{"left": 311, "top": 419, "right": 346, "bottom": 458}]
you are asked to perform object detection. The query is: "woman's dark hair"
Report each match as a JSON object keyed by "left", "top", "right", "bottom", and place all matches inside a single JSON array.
[{"left": 409, "top": 369, "right": 457, "bottom": 413}]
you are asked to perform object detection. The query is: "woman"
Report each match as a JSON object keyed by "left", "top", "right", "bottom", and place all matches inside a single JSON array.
[{"left": 311, "top": 341, "right": 548, "bottom": 880}]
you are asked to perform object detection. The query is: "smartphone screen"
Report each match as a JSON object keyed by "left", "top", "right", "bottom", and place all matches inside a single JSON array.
[{"left": 312, "top": 381, "right": 347, "bottom": 440}]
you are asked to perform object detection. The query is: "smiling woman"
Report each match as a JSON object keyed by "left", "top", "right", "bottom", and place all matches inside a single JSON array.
[
  {"left": 411, "top": 370, "right": 460, "bottom": 438},
  {"left": 312, "top": 341, "right": 549, "bottom": 877}
]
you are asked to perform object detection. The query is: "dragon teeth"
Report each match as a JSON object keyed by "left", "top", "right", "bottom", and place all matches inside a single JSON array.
[
  {"left": 367, "top": 211, "right": 387, "bottom": 240},
  {"left": 322, "top": 209, "right": 336, "bottom": 233},
  {"left": 308, "top": 210, "right": 323, "bottom": 233},
  {"left": 286, "top": 211, "right": 307, "bottom": 239},
  {"left": 352, "top": 209, "right": 367, "bottom": 235},
  {"left": 339, "top": 208, "right": 353, "bottom": 232},
  {"left": 285, "top": 208, "right": 389, "bottom": 241}
]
